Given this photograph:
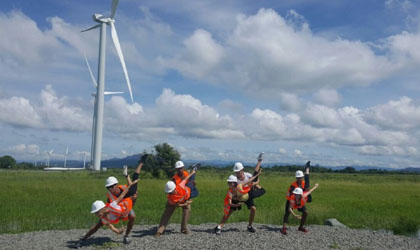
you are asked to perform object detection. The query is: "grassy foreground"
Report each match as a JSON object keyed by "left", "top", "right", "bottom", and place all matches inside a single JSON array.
[{"left": 1, "top": 169, "right": 419, "bottom": 235}]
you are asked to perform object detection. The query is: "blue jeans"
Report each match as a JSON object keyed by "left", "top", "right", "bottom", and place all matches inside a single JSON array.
[{"left": 186, "top": 174, "right": 199, "bottom": 198}]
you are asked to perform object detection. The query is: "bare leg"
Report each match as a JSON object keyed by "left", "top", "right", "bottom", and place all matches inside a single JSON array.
[
  {"left": 81, "top": 220, "right": 102, "bottom": 240},
  {"left": 218, "top": 210, "right": 234, "bottom": 227},
  {"left": 156, "top": 202, "right": 176, "bottom": 235},
  {"left": 125, "top": 213, "right": 135, "bottom": 237},
  {"left": 248, "top": 206, "right": 256, "bottom": 227},
  {"left": 181, "top": 204, "right": 191, "bottom": 233}
]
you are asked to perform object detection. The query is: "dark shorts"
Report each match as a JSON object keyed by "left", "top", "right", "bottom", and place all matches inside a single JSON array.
[
  {"left": 297, "top": 206, "right": 306, "bottom": 213},
  {"left": 230, "top": 200, "right": 242, "bottom": 211}
]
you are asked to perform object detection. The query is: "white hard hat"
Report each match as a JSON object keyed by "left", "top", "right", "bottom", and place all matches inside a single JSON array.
[
  {"left": 91, "top": 200, "right": 106, "bottom": 213},
  {"left": 293, "top": 188, "right": 303, "bottom": 195},
  {"left": 175, "top": 161, "right": 184, "bottom": 169},
  {"left": 233, "top": 162, "right": 244, "bottom": 172},
  {"left": 227, "top": 175, "right": 238, "bottom": 183},
  {"left": 105, "top": 176, "right": 118, "bottom": 187},
  {"left": 165, "top": 181, "right": 176, "bottom": 193},
  {"left": 295, "top": 170, "right": 304, "bottom": 178}
]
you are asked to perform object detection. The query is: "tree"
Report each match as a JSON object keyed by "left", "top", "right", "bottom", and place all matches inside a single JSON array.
[
  {"left": 154, "top": 143, "right": 181, "bottom": 178},
  {"left": 140, "top": 143, "right": 181, "bottom": 178},
  {"left": 0, "top": 155, "right": 16, "bottom": 169}
]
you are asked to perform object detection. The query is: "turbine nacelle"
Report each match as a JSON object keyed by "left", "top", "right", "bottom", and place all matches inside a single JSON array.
[{"left": 92, "top": 14, "right": 114, "bottom": 24}]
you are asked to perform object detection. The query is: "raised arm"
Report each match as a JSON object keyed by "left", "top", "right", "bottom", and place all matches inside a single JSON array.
[
  {"left": 115, "top": 179, "right": 139, "bottom": 204},
  {"left": 303, "top": 183, "right": 319, "bottom": 198}
]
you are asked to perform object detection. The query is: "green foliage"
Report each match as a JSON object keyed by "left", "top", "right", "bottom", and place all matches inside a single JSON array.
[
  {"left": 154, "top": 143, "right": 180, "bottom": 178},
  {"left": 0, "top": 155, "right": 16, "bottom": 168},
  {"left": 141, "top": 143, "right": 181, "bottom": 178}
]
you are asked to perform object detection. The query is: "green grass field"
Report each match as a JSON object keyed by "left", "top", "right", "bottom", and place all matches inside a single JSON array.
[{"left": 1, "top": 169, "right": 419, "bottom": 235}]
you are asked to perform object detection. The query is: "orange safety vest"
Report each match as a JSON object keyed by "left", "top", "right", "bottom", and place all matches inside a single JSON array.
[
  {"left": 290, "top": 194, "right": 307, "bottom": 209},
  {"left": 223, "top": 188, "right": 233, "bottom": 216},
  {"left": 100, "top": 200, "right": 132, "bottom": 224},
  {"left": 286, "top": 180, "right": 305, "bottom": 200},
  {"left": 106, "top": 185, "right": 127, "bottom": 203},
  {"left": 172, "top": 171, "right": 189, "bottom": 185},
  {"left": 167, "top": 184, "right": 191, "bottom": 204}
]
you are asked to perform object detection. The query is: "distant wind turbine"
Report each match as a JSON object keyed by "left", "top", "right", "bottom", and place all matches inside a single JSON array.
[
  {"left": 64, "top": 146, "right": 69, "bottom": 168},
  {"left": 82, "top": 0, "right": 134, "bottom": 171},
  {"left": 47, "top": 149, "right": 54, "bottom": 167}
]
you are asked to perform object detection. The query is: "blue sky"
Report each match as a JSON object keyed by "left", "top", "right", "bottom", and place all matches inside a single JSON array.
[{"left": 1, "top": 0, "right": 420, "bottom": 168}]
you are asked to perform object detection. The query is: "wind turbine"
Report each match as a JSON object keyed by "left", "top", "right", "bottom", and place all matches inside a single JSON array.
[
  {"left": 82, "top": 0, "right": 134, "bottom": 171},
  {"left": 47, "top": 149, "right": 54, "bottom": 167},
  {"left": 64, "top": 146, "right": 69, "bottom": 168}
]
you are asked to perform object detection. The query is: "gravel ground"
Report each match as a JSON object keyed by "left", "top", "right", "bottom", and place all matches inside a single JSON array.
[{"left": 0, "top": 223, "right": 419, "bottom": 250}]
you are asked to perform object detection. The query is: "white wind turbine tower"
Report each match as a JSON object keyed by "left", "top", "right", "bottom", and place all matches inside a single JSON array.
[
  {"left": 82, "top": 0, "right": 134, "bottom": 171},
  {"left": 63, "top": 146, "right": 69, "bottom": 168},
  {"left": 47, "top": 149, "right": 54, "bottom": 167}
]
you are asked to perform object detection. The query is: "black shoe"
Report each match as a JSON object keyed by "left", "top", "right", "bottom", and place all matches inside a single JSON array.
[
  {"left": 247, "top": 226, "right": 256, "bottom": 233},
  {"left": 305, "top": 161, "right": 311, "bottom": 171},
  {"left": 191, "top": 163, "right": 201, "bottom": 172},
  {"left": 214, "top": 226, "right": 221, "bottom": 235},
  {"left": 138, "top": 154, "right": 149, "bottom": 164},
  {"left": 123, "top": 235, "right": 131, "bottom": 244}
]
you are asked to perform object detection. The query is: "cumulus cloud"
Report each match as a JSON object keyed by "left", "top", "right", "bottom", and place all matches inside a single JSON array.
[
  {"left": 364, "top": 96, "right": 420, "bottom": 130},
  {"left": 314, "top": 89, "right": 341, "bottom": 107},
  {"left": 0, "top": 85, "right": 91, "bottom": 131},
  {"left": 160, "top": 29, "right": 224, "bottom": 78},
  {"left": 160, "top": 8, "right": 395, "bottom": 97}
]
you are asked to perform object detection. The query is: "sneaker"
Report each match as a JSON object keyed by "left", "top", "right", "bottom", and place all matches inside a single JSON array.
[
  {"left": 257, "top": 152, "right": 264, "bottom": 161},
  {"left": 123, "top": 165, "right": 128, "bottom": 177},
  {"left": 305, "top": 161, "right": 311, "bottom": 171},
  {"left": 298, "top": 227, "right": 308, "bottom": 233},
  {"left": 214, "top": 226, "right": 221, "bottom": 235},
  {"left": 123, "top": 235, "right": 131, "bottom": 244},
  {"left": 192, "top": 163, "right": 201, "bottom": 172},
  {"left": 280, "top": 227, "right": 287, "bottom": 235},
  {"left": 247, "top": 226, "right": 256, "bottom": 233}
]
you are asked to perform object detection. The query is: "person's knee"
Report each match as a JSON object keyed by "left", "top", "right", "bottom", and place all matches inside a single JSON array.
[{"left": 250, "top": 206, "right": 256, "bottom": 212}]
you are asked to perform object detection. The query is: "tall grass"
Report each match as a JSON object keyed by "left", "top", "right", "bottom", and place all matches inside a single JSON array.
[{"left": 1, "top": 170, "right": 419, "bottom": 235}]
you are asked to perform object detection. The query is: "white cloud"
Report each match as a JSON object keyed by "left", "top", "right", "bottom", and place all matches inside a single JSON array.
[
  {"left": 161, "top": 8, "right": 394, "bottom": 97},
  {"left": 364, "top": 96, "right": 420, "bottom": 130},
  {"left": 279, "top": 92, "right": 301, "bottom": 111},
  {"left": 0, "top": 85, "right": 91, "bottom": 131},
  {"left": 161, "top": 29, "right": 224, "bottom": 78},
  {"left": 314, "top": 89, "right": 341, "bottom": 107}
]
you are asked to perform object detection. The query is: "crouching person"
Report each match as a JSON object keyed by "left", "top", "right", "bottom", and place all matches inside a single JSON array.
[
  {"left": 81, "top": 179, "right": 139, "bottom": 242},
  {"left": 155, "top": 162, "right": 199, "bottom": 237}
]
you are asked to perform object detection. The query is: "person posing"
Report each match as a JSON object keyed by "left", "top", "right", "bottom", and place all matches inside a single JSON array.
[
  {"left": 281, "top": 161, "right": 316, "bottom": 235},
  {"left": 214, "top": 172, "right": 261, "bottom": 235},
  {"left": 155, "top": 162, "right": 199, "bottom": 237},
  {"left": 81, "top": 154, "right": 145, "bottom": 244},
  {"left": 82, "top": 178, "right": 139, "bottom": 241},
  {"left": 231, "top": 152, "right": 266, "bottom": 233},
  {"left": 284, "top": 183, "right": 319, "bottom": 233}
]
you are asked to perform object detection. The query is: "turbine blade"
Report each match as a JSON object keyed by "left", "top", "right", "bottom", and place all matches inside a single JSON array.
[
  {"left": 81, "top": 24, "right": 100, "bottom": 33},
  {"left": 110, "top": 0, "right": 120, "bottom": 19},
  {"left": 84, "top": 54, "right": 98, "bottom": 88},
  {"left": 104, "top": 91, "right": 124, "bottom": 95},
  {"left": 110, "top": 22, "right": 134, "bottom": 102}
]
